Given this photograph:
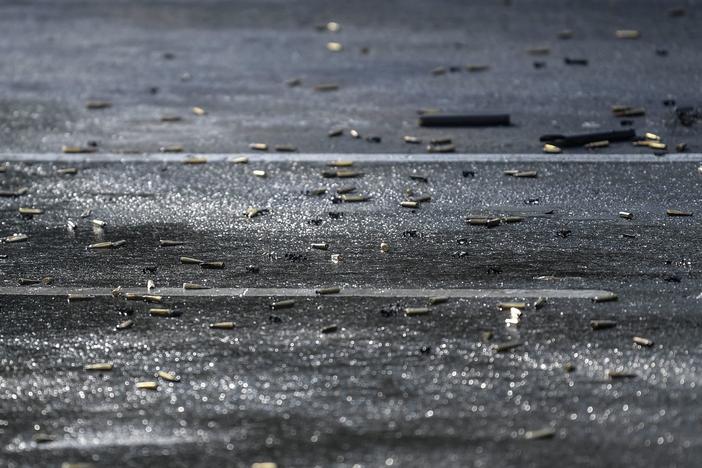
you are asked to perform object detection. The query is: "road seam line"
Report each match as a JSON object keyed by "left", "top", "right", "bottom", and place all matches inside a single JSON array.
[
  {"left": 0, "top": 287, "right": 612, "bottom": 299},
  {"left": 1, "top": 153, "right": 700, "bottom": 163}
]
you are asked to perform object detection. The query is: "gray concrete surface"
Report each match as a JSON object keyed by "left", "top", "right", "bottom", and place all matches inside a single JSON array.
[{"left": 2, "top": 0, "right": 702, "bottom": 467}]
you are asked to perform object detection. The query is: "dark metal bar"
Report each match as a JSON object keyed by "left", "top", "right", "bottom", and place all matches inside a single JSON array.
[
  {"left": 539, "top": 129, "right": 636, "bottom": 147},
  {"left": 418, "top": 114, "right": 511, "bottom": 127}
]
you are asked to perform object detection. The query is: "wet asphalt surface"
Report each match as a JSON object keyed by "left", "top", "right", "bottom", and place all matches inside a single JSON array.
[
  {"left": 1, "top": 156, "right": 702, "bottom": 468},
  {"left": 2, "top": 0, "right": 702, "bottom": 467}
]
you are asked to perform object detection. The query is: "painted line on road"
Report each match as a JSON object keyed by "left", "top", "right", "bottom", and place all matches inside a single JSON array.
[
  {"left": 0, "top": 286, "right": 612, "bottom": 299},
  {"left": 1, "top": 152, "right": 701, "bottom": 163}
]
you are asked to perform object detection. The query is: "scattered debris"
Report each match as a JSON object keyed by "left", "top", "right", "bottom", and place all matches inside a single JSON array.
[
  {"left": 493, "top": 341, "right": 523, "bottom": 353},
  {"left": 666, "top": 209, "right": 692, "bottom": 217},
  {"left": 210, "top": 322, "right": 235, "bottom": 329},
  {"left": 84, "top": 363, "right": 113, "bottom": 371},
  {"left": 87, "top": 240, "right": 125, "bottom": 249},
  {"left": 62, "top": 145, "right": 96, "bottom": 154},
  {"left": 633, "top": 336, "right": 654, "bottom": 347},
  {"left": 161, "top": 115, "right": 182, "bottom": 122},
  {"left": 57, "top": 167, "right": 78, "bottom": 175},
  {"left": 634, "top": 140, "right": 666, "bottom": 150},
  {"left": 252, "top": 462, "right": 278, "bottom": 468},
  {"left": 60, "top": 463, "right": 95, "bottom": 468},
  {"left": 249, "top": 143, "right": 268, "bottom": 151},
  {"left": 615, "top": 30, "right": 640, "bottom": 39},
  {"left": 150, "top": 308, "right": 179, "bottom": 317},
  {"left": 524, "top": 427, "right": 556, "bottom": 440},
  {"left": 2, "top": 233, "right": 28, "bottom": 243},
  {"left": 591, "top": 320, "right": 617, "bottom": 330},
  {"left": 159, "top": 144, "right": 184, "bottom": 153},
  {"left": 125, "top": 293, "right": 162, "bottom": 303},
  {"left": 612, "top": 105, "right": 645, "bottom": 117},
  {"left": 340, "top": 194, "right": 369, "bottom": 202},
  {"left": 116, "top": 320, "right": 133, "bottom": 330},
  {"left": 0, "top": 187, "right": 28, "bottom": 197},
  {"left": 427, "top": 143, "right": 456, "bottom": 153},
  {"left": 18, "top": 277, "right": 53, "bottom": 286},
  {"left": 135, "top": 381, "right": 159, "bottom": 390},
  {"left": 592, "top": 292, "right": 618, "bottom": 303},
  {"left": 158, "top": 370, "right": 180, "bottom": 382},
  {"left": 509, "top": 170, "right": 538, "bottom": 178},
  {"left": 405, "top": 307, "right": 430, "bottom": 317},
  {"left": 183, "top": 156, "right": 207, "bottom": 165},
  {"left": 68, "top": 294, "right": 94, "bottom": 302},
  {"left": 465, "top": 64, "right": 489, "bottom": 72},
  {"left": 271, "top": 299, "right": 295, "bottom": 310},
  {"left": 505, "top": 307, "right": 522, "bottom": 326},
  {"left": 33, "top": 433, "right": 57, "bottom": 443},
  {"left": 526, "top": 46, "right": 550, "bottom": 55},
  {"left": 244, "top": 207, "right": 269, "bottom": 218},
  {"left": 160, "top": 239, "right": 186, "bottom": 247},
  {"left": 19, "top": 207, "right": 43, "bottom": 215},
  {"left": 180, "top": 256, "right": 204, "bottom": 264},
  {"left": 607, "top": 370, "right": 637, "bottom": 379},
  {"left": 313, "top": 83, "right": 340, "bottom": 92},
  {"left": 564, "top": 57, "right": 588, "bottom": 66}
]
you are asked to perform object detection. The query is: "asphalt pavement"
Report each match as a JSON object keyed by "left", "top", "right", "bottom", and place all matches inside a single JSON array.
[
  {"left": 1, "top": 1, "right": 702, "bottom": 467},
  {"left": 0, "top": 0, "right": 700, "bottom": 154}
]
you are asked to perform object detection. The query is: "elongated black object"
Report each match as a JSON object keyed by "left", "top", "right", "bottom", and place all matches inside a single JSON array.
[
  {"left": 539, "top": 129, "right": 636, "bottom": 147},
  {"left": 418, "top": 113, "right": 511, "bottom": 127}
]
